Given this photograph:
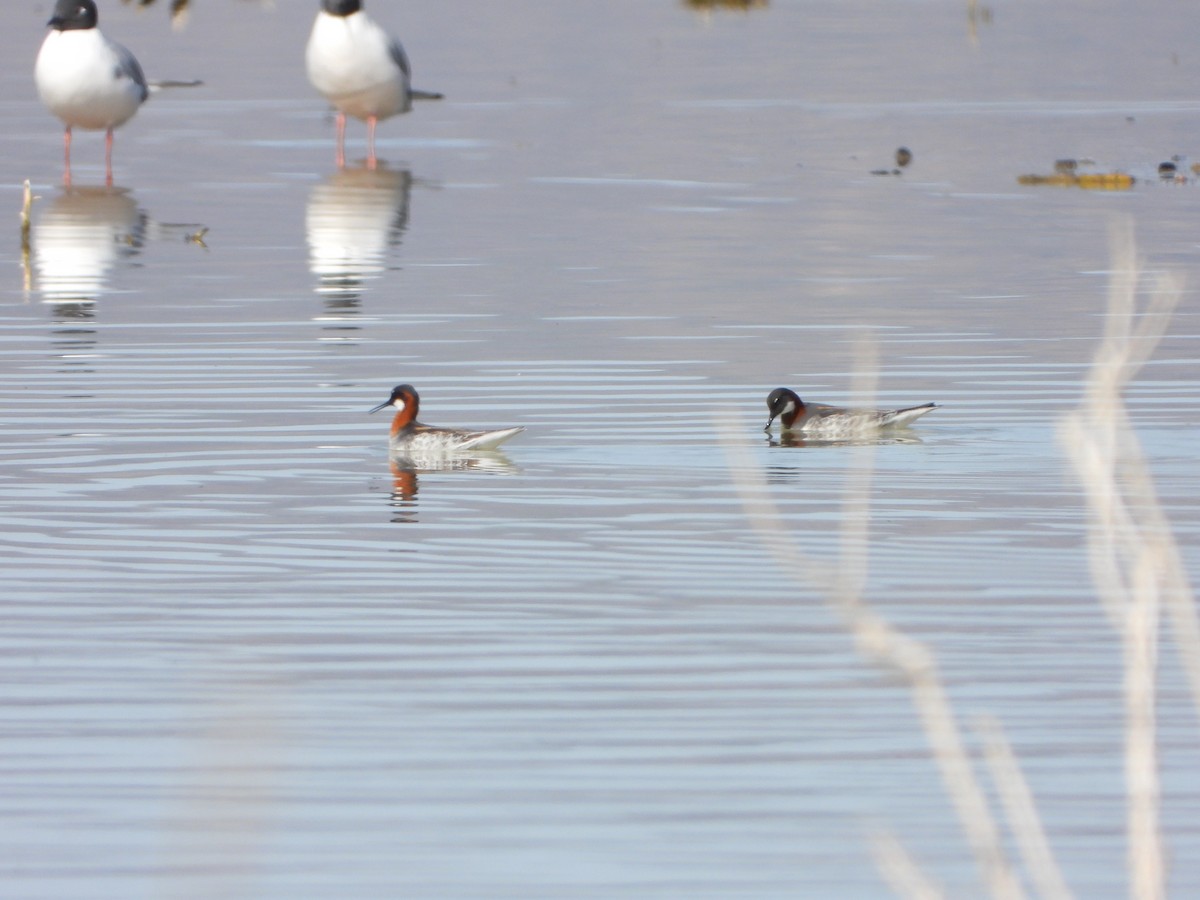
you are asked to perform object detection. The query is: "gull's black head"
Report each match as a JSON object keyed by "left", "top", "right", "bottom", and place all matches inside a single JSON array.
[
  {"left": 49, "top": 0, "right": 98, "bottom": 30},
  {"left": 321, "top": 0, "right": 363, "bottom": 16}
]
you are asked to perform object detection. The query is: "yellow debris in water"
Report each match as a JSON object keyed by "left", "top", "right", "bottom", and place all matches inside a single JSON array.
[
  {"left": 684, "top": 0, "right": 768, "bottom": 8},
  {"left": 1018, "top": 172, "right": 1135, "bottom": 190}
]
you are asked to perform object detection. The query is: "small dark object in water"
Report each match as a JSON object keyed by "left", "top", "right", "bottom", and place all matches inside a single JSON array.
[
  {"left": 895, "top": 146, "right": 912, "bottom": 168},
  {"left": 1158, "top": 161, "right": 1177, "bottom": 178},
  {"left": 1054, "top": 159, "right": 1078, "bottom": 174}
]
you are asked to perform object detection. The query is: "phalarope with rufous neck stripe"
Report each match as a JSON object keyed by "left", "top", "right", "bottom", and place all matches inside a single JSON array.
[{"left": 369, "top": 384, "right": 524, "bottom": 453}]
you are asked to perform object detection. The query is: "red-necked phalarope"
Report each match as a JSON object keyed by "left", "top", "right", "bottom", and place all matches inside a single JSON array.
[
  {"left": 369, "top": 384, "right": 524, "bottom": 453},
  {"left": 306, "top": 0, "right": 443, "bottom": 169},
  {"left": 765, "top": 387, "right": 937, "bottom": 437}
]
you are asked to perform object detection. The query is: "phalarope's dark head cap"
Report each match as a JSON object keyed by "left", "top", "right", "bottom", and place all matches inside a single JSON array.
[
  {"left": 369, "top": 384, "right": 418, "bottom": 414},
  {"left": 764, "top": 387, "right": 800, "bottom": 430}
]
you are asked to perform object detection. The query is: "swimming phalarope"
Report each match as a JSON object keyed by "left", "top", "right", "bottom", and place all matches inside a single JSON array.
[
  {"left": 36, "top": 0, "right": 149, "bottom": 185},
  {"left": 764, "top": 387, "right": 937, "bottom": 437},
  {"left": 305, "top": 0, "right": 443, "bottom": 169},
  {"left": 369, "top": 384, "right": 524, "bottom": 453}
]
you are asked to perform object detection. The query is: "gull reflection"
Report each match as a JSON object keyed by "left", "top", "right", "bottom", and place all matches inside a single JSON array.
[
  {"left": 386, "top": 452, "right": 520, "bottom": 524},
  {"left": 306, "top": 163, "right": 412, "bottom": 317},
  {"left": 30, "top": 184, "right": 206, "bottom": 315},
  {"left": 33, "top": 184, "right": 146, "bottom": 310}
]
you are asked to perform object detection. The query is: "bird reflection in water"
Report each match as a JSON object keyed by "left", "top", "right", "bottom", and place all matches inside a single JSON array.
[
  {"left": 768, "top": 432, "right": 925, "bottom": 449},
  {"left": 385, "top": 451, "right": 519, "bottom": 524},
  {"left": 24, "top": 184, "right": 144, "bottom": 368},
  {"left": 684, "top": 0, "right": 768, "bottom": 12},
  {"left": 306, "top": 163, "right": 412, "bottom": 330},
  {"left": 30, "top": 184, "right": 207, "bottom": 312},
  {"left": 33, "top": 184, "right": 145, "bottom": 313},
  {"left": 28, "top": 183, "right": 206, "bottom": 370}
]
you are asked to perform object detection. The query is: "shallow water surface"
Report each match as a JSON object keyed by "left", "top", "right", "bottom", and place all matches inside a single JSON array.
[{"left": 2, "top": 1, "right": 1200, "bottom": 897}]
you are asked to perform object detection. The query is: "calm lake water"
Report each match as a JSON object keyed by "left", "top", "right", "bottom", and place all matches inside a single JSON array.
[{"left": 2, "top": 0, "right": 1199, "bottom": 896}]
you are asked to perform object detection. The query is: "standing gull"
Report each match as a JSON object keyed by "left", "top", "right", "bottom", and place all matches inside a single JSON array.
[
  {"left": 35, "top": 0, "right": 198, "bottom": 185},
  {"left": 36, "top": 0, "right": 147, "bottom": 186},
  {"left": 306, "top": 0, "right": 443, "bottom": 169}
]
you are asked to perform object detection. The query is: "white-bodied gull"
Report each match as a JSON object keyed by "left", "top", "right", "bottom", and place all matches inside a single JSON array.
[{"left": 306, "top": 0, "right": 443, "bottom": 169}]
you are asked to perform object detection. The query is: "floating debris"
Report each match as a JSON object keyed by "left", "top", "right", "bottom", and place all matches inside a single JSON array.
[
  {"left": 119, "top": 0, "right": 194, "bottom": 29},
  {"left": 20, "top": 179, "right": 38, "bottom": 294},
  {"left": 871, "top": 147, "right": 912, "bottom": 177},
  {"left": 1022, "top": 175, "right": 1132, "bottom": 193},
  {"left": 1018, "top": 172, "right": 1135, "bottom": 190},
  {"left": 966, "top": 0, "right": 994, "bottom": 47},
  {"left": 684, "top": 0, "right": 768, "bottom": 9},
  {"left": 1021, "top": 157, "right": 1134, "bottom": 190},
  {"left": 20, "top": 179, "right": 36, "bottom": 247},
  {"left": 171, "top": 0, "right": 191, "bottom": 32},
  {"left": 1149, "top": 155, "right": 1191, "bottom": 183},
  {"left": 1026, "top": 152, "right": 1200, "bottom": 187}
]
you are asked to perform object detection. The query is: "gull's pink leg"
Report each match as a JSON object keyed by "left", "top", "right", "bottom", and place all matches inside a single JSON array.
[
  {"left": 335, "top": 112, "right": 346, "bottom": 169},
  {"left": 367, "top": 116, "right": 378, "bottom": 170},
  {"left": 105, "top": 128, "right": 115, "bottom": 186},
  {"left": 63, "top": 127, "right": 73, "bottom": 186}
]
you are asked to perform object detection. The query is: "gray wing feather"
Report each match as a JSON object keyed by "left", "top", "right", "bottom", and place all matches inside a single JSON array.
[
  {"left": 388, "top": 37, "right": 411, "bottom": 81},
  {"left": 115, "top": 42, "right": 150, "bottom": 103}
]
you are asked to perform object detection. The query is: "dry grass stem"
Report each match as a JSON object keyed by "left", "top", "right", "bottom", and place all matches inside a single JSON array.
[
  {"left": 721, "top": 333, "right": 1024, "bottom": 899},
  {"left": 20, "top": 179, "right": 35, "bottom": 296},
  {"left": 1059, "top": 221, "right": 1193, "bottom": 900},
  {"left": 872, "top": 829, "right": 947, "bottom": 900},
  {"left": 976, "top": 716, "right": 1073, "bottom": 900},
  {"left": 726, "top": 223, "right": 1191, "bottom": 899}
]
